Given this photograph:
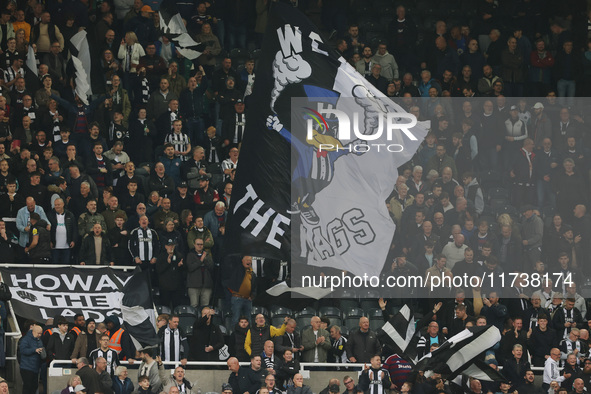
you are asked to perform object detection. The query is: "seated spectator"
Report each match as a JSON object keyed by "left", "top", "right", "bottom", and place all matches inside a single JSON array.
[{"left": 112, "top": 365, "right": 134, "bottom": 394}]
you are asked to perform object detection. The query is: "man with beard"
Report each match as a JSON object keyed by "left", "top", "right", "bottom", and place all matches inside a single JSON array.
[
  {"left": 137, "top": 347, "right": 161, "bottom": 392},
  {"left": 516, "top": 370, "right": 544, "bottom": 394},
  {"left": 355, "top": 46, "right": 374, "bottom": 78}
]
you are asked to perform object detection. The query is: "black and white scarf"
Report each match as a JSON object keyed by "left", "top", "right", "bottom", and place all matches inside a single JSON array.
[
  {"left": 163, "top": 327, "right": 181, "bottom": 361},
  {"left": 140, "top": 77, "right": 150, "bottom": 103}
]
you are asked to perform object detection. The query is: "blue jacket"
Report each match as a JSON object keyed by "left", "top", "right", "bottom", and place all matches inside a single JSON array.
[
  {"left": 16, "top": 205, "right": 49, "bottom": 247},
  {"left": 19, "top": 330, "right": 43, "bottom": 372},
  {"left": 112, "top": 375, "right": 134, "bottom": 394}
]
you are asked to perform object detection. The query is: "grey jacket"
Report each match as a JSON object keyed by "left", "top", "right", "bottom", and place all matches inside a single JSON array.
[
  {"left": 521, "top": 214, "right": 544, "bottom": 249},
  {"left": 186, "top": 249, "right": 214, "bottom": 288}
]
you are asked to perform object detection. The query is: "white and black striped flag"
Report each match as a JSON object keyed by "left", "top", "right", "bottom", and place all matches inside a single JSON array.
[
  {"left": 415, "top": 325, "right": 506, "bottom": 381},
  {"left": 158, "top": 0, "right": 204, "bottom": 60},
  {"left": 377, "top": 305, "right": 418, "bottom": 362},
  {"left": 120, "top": 268, "right": 159, "bottom": 349},
  {"left": 68, "top": 30, "right": 92, "bottom": 105}
]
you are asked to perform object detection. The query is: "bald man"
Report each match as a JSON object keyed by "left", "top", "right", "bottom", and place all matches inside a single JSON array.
[
  {"left": 19, "top": 325, "right": 45, "bottom": 394},
  {"left": 345, "top": 317, "right": 382, "bottom": 363},
  {"left": 301, "top": 316, "right": 332, "bottom": 362}
]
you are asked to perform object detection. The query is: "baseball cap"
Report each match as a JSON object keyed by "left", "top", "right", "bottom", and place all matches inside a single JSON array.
[
  {"left": 179, "top": 181, "right": 188, "bottom": 188},
  {"left": 140, "top": 5, "right": 154, "bottom": 12},
  {"left": 532, "top": 102, "right": 544, "bottom": 109},
  {"left": 510, "top": 105, "right": 518, "bottom": 111}
]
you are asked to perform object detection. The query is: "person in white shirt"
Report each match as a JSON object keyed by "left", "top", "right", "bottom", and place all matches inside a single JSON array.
[{"left": 543, "top": 348, "right": 569, "bottom": 391}]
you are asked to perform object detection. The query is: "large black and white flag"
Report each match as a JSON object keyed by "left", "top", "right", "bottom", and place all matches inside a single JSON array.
[
  {"left": 69, "top": 30, "right": 92, "bottom": 104},
  {"left": 120, "top": 268, "right": 159, "bottom": 349},
  {"left": 0, "top": 267, "right": 132, "bottom": 322},
  {"left": 377, "top": 305, "right": 418, "bottom": 362},
  {"left": 158, "top": 0, "right": 203, "bottom": 60},
  {"left": 415, "top": 325, "right": 506, "bottom": 381},
  {"left": 226, "top": 1, "right": 427, "bottom": 279}
]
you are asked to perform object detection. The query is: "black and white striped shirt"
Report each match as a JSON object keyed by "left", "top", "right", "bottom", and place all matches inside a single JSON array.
[
  {"left": 165, "top": 132, "right": 190, "bottom": 161},
  {"left": 128, "top": 226, "right": 159, "bottom": 262},
  {"left": 89, "top": 347, "right": 120, "bottom": 375},
  {"left": 4, "top": 66, "right": 22, "bottom": 86},
  {"left": 233, "top": 113, "right": 245, "bottom": 144}
]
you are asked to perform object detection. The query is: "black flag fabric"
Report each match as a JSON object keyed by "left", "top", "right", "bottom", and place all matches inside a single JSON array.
[
  {"left": 226, "top": 1, "right": 427, "bottom": 278},
  {"left": 414, "top": 325, "right": 505, "bottom": 381},
  {"left": 158, "top": 0, "right": 203, "bottom": 60},
  {"left": 377, "top": 305, "right": 418, "bottom": 362},
  {"left": 120, "top": 268, "right": 159, "bottom": 349}
]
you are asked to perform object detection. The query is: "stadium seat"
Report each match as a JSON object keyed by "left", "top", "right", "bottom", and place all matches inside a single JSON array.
[
  {"left": 230, "top": 48, "right": 249, "bottom": 65},
  {"left": 296, "top": 317, "right": 310, "bottom": 330},
  {"left": 360, "top": 299, "right": 379, "bottom": 313},
  {"left": 270, "top": 306, "right": 293, "bottom": 317},
  {"left": 295, "top": 306, "right": 317, "bottom": 318},
  {"left": 174, "top": 305, "right": 198, "bottom": 330},
  {"left": 224, "top": 316, "right": 235, "bottom": 331},
  {"left": 494, "top": 204, "right": 519, "bottom": 219},
  {"left": 487, "top": 187, "right": 510, "bottom": 203},
  {"left": 251, "top": 306, "right": 270, "bottom": 317},
  {"left": 339, "top": 325, "right": 350, "bottom": 336},
  {"left": 339, "top": 299, "right": 360, "bottom": 310},
  {"left": 272, "top": 316, "right": 287, "bottom": 327},
  {"left": 174, "top": 305, "right": 197, "bottom": 316},
  {"left": 318, "top": 306, "right": 342, "bottom": 318},
  {"left": 208, "top": 162, "right": 223, "bottom": 174},
  {"left": 343, "top": 307, "right": 364, "bottom": 318},
  {"left": 156, "top": 305, "right": 172, "bottom": 315},
  {"left": 345, "top": 317, "right": 361, "bottom": 329},
  {"left": 367, "top": 308, "right": 383, "bottom": 319},
  {"left": 250, "top": 49, "right": 262, "bottom": 60},
  {"left": 369, "top": 318, "right": 383, "bottom": 332},
  {"left": 479, "top": 170, "right": 502, "bottom": 191},
  {"left": 180, "top": 323, "right": 193, "bottom": 337}
]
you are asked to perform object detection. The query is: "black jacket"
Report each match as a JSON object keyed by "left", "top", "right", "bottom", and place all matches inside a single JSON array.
[
  {"left": 79, "top": 231, "right": 113, "bottom": 265},
  {"left": 344, "top": 329, "right": 381, "bottom": 363},
  {"left": 48, "top": 209, "right": 77, "bottom": 245},
  {"left": 189, "top": 315, "right": 224, "bottom": 361},
  {"left": 503, "top": 357, "right": 530, "bottom": 389},
  {"left": 553, "top": 306, "right": 584, "bottom": 342},
  {"left": 47, "top": 331, "right": 76, "bottom": 360},
  {"left": 155, "top": 250, "right": 185, "bottom": 291},
  {"left": 527, "top": 326, "right": 558, "bottom": 358}
]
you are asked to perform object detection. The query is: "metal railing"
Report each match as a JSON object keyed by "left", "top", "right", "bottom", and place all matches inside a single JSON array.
[{"left": 49, "top": 360, "right": 549, "bottom": 372}]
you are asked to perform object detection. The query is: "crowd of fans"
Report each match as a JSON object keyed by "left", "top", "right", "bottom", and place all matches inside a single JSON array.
[{"left": 0, "top": 0, "right": 590, "bottom": 393}]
